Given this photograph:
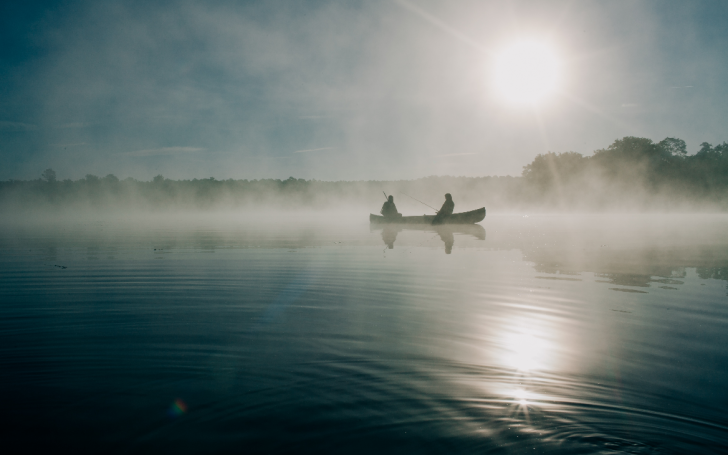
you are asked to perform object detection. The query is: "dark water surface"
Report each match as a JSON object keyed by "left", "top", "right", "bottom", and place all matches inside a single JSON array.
[{"left": 2, "top": 213, "right": 728, "bottom": 454}]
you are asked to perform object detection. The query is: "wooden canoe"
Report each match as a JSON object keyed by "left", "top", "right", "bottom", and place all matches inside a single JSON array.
[{"left": 369, "top": 207, "right": 485, "bottom": 225}]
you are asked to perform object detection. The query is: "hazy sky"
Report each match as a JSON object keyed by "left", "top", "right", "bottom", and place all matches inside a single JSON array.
[{"left": 1, "top": 0, "right": 727, "bottom": 181}]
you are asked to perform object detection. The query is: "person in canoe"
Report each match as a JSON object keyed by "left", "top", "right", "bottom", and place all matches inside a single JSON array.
[
  {"left": 380, "top": 195, "right": 402, "bottom": 220},
  {"left": 431, "top": 193, "right": 454, "bottom": 225}
]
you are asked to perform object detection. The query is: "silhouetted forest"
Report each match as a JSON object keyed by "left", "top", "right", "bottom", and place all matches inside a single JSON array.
[
  {"left": 521, "top": 137, "right": 728, "bottom": 210},
  {"left": 1, "top": 136, "right": 727, "bottom": 212}
]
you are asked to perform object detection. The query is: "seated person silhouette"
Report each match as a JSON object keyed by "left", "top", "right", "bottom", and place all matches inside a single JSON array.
[
  {"left": 380, "top": 195, "right": 401, "bottom": 220},
  {"left": 431, "top": 193, "right": 454, "bottom": 225}
]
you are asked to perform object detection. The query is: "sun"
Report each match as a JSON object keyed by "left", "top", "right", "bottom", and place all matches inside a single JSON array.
[{"left": 492, "top": 40, "right": 561, "bottom": 106}]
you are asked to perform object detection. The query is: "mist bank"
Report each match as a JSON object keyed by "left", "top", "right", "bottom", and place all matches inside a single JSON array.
[
  {"left": 0, "top": 174, "right": 522, "bottom": 213},
  {"left": 522, "top": 137, "right": 728, "bottom": 211},
  {"left": 2, "top": 136, "right": 727, "bottom": 213}
]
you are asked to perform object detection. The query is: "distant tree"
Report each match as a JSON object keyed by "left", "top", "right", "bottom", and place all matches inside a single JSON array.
[
  {"left": 696, "top": 142, "right": 716, "bottom": 158},
  {"left": 85, "top": 174, "right": 100, "bottom": 183},
  {"left": 716, "top": 142, "right": 728, "bottom": 155},
  {"left": 592, "top": 137, "right": 667, "bottom": 163},
  {"left": 103, "top": 174, "right": 119, "bottom": 183},
  {"left": 153, "top": 174, "right": 164, "bottom": 184},
  {"left": 690, "top": 142, "right": 728, "bottom": 190},
  {"left": 522, "top": 151, "right": 588, "bottom": 189},
  {"left": 590, "top": 137, "right": 675, "bottom": 187},
  {"left": 658, "top": 137, "right": 687, "bottom": 157},
  {"left": 41, "top": 168, "right": 56, "bottom": 182}
]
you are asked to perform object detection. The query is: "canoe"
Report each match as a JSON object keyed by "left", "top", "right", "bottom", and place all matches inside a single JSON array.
[{"left": 369, "top": 207, "right": 485, "bottom": 225}]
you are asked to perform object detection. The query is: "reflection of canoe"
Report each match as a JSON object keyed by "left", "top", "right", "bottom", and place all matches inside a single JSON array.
[
  {"left": 370, "top": 223, "right": 486, "bottom": 241},
  {"left": 369, "top": 207, "right": 485, "bottom": 225}
]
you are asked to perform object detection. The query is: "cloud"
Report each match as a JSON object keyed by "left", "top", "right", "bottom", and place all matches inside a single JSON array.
[
  {"left": 0, "top": 121, "right": 37, "bottom": 131},
  {"left": 293, "top": 147, "right": 333, "bottom": 154},
  {"left": 126, "top": 147, "right": 205, "bottom": 157}
]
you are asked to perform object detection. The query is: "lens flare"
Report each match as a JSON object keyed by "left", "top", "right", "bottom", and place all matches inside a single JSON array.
[{"left": 168, "top": 398, "right": 188, "bottom": 418}]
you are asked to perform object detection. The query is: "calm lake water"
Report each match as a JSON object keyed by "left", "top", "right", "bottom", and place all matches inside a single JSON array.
[{"left": 2, "top": 213, "right": 728, "bottom": 454}]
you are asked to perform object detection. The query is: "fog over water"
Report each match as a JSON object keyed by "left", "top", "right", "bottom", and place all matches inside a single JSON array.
[{"left": 3, "top": 1, "right": 728, "bottom": 453}]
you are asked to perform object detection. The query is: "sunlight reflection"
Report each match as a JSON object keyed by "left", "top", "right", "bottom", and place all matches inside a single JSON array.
[
  {"left": 514, "top": 388, "right": 529, "bottom": 406},
  {"left": 508, "top": 387, "right": 535, "bottom": 424},
  {"left": 502, "top": 330, "right": 552, "bottom": 371}
]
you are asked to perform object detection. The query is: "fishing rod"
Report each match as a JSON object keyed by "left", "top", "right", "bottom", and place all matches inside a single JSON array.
[
  {"left": 382, "top": 191, "right": 388, "bottom": 200},
  {"left": 400, "top": 192, "right": 438, "bottom": 213}
]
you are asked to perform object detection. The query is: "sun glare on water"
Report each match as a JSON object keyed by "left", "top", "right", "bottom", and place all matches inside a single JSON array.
[
  {"left": 492, "top": 40, "right": 561, "bottom": 107},
  {"left": 501, "top": 330, "right": 551, "bottom": 372}
]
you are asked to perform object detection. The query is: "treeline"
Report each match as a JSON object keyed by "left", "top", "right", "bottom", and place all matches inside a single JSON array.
[
  {"left": 1, "top": 136, "right": 727, "bottom": 212},
  {"left": 522, "top": 137, "right": 728, "bottom": 210},
  {"left": 0, "top": 173, "right": 522, "bottom": 212}
]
